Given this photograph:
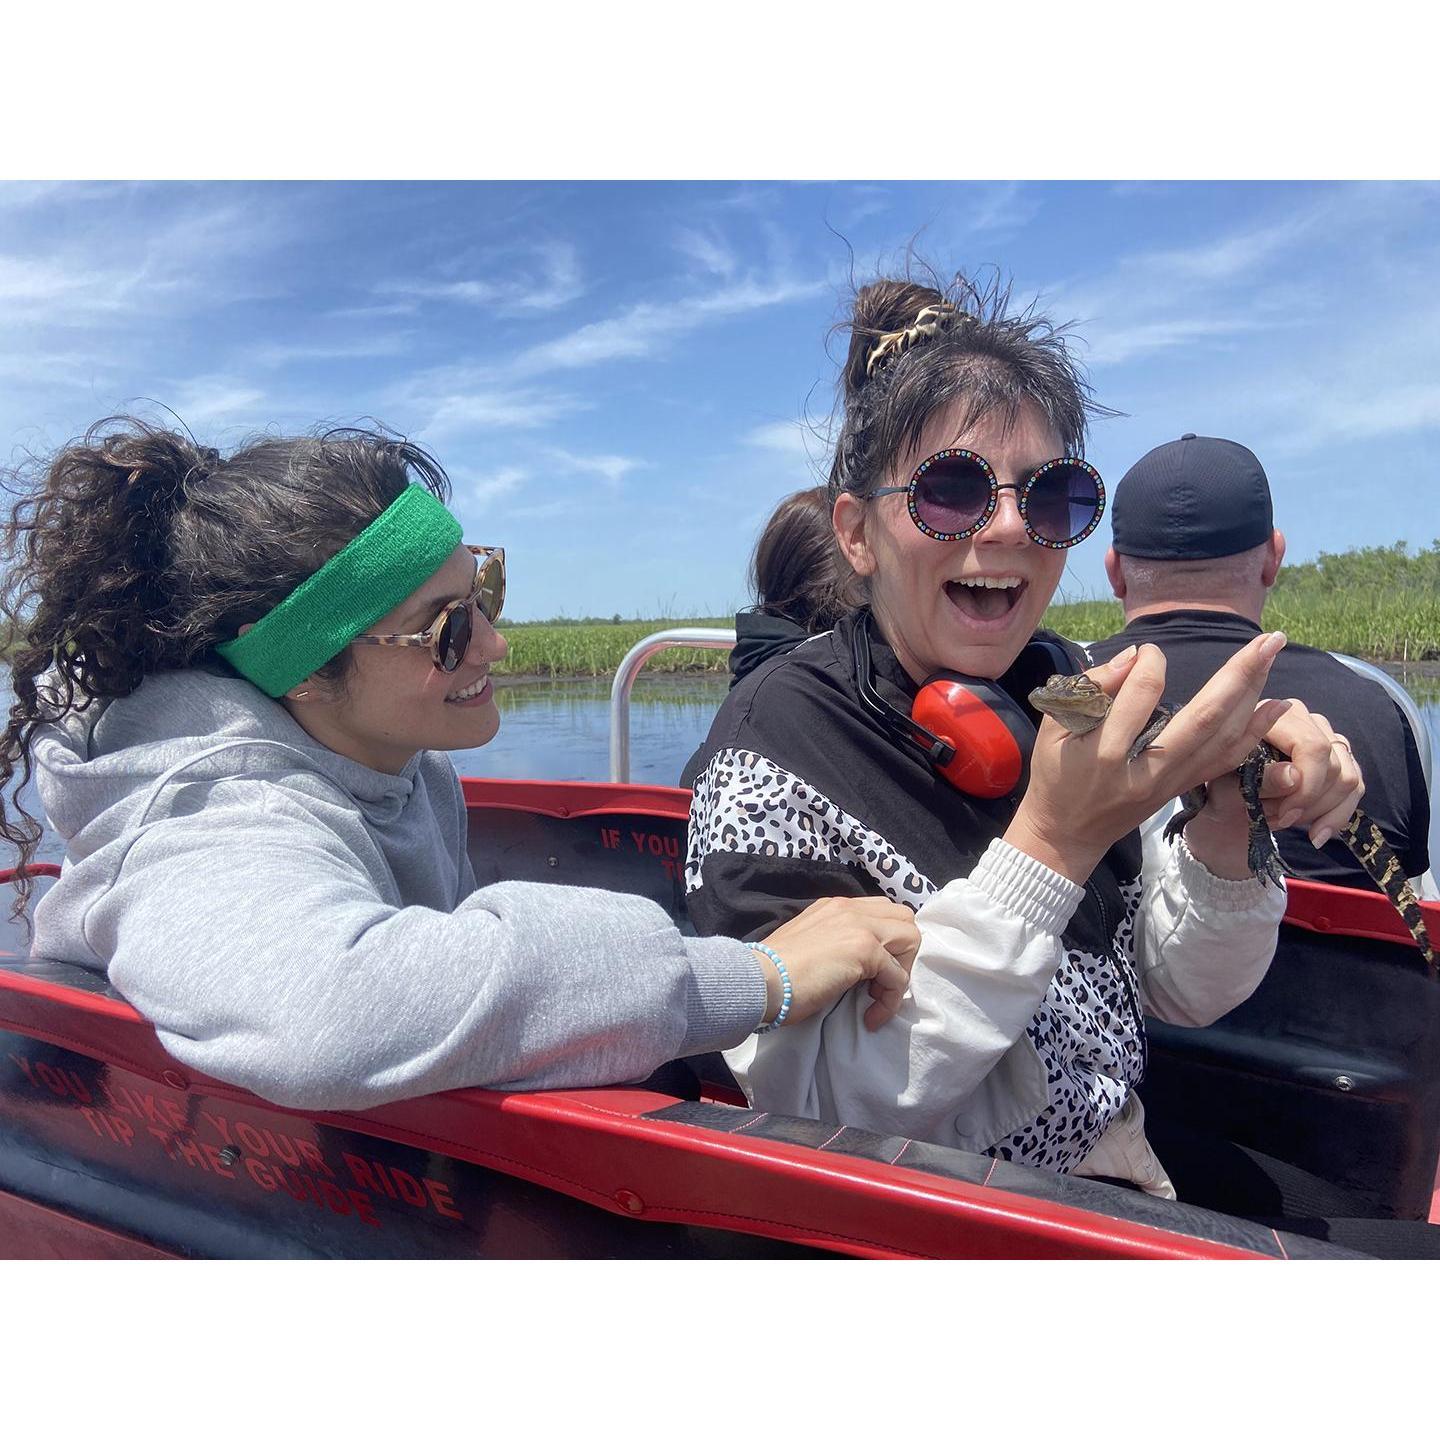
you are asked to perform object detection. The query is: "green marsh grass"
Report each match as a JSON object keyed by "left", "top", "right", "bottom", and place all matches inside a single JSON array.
[
  {"left": 494, "top": 542, "right": 1440, "bottom": 676},
  {"left": 1042, "top": 542, "right": 1440, "bottom": 661},
  {"left": 495, "top": 618, "right": 733, "bottom": 678}
]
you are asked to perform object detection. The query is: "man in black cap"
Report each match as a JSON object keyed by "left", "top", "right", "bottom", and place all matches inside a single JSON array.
[{"left": 1088, "top": 433, "right": 1432, "bottom": 892}]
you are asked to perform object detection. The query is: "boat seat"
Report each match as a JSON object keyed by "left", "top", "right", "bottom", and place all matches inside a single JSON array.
[
  {"left": 642, "top": 1098, "right": 1364, "bottom": 1258},
  {"left": 463, "top": 778, "right": 692, "bottom": 925},
  {"left": 16, "top": 782, "right": 1435, "bottom": 1219},
  {"left": 1143, "top": 880, "right": 1440, "bottom": 1219},
  {"left": 461, "top": 782, "right": 1440, "bottom": 1217}
]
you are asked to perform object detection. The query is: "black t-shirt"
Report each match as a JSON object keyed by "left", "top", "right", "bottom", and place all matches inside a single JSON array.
[{"left": 1088, "top": 609, "right": 1430, "bottom": 888}]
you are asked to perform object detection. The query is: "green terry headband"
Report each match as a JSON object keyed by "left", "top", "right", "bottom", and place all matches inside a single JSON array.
[{"left": 217, "top": 485, "right": 463, "bottom": 697}]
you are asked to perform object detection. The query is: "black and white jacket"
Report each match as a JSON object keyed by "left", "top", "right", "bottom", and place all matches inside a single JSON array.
[{"left": 683, "top": 612, "right": 1286, "bottom": 1195}]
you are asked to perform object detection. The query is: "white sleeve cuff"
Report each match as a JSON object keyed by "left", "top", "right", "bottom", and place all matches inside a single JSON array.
[
  {"left": 1173, "top": 834, "right": 1283, "bottom": 913},
  {"left": 969, "top": 838, "right": 1085, "bottom": 934}
]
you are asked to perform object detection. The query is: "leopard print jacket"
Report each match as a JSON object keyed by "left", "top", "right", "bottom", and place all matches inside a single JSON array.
[{"left": 682, "top": 612, "right": 1148, "bottom": 1174}]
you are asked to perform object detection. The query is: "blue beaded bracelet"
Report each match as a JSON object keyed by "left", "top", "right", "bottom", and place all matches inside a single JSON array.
[{"left": 751, "top": 943, "right": 793, "bottom": 1033}]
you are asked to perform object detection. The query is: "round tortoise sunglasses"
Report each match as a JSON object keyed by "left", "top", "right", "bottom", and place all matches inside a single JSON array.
[{"left": 352, "top": 545, "right": 505, "bottom": 673}]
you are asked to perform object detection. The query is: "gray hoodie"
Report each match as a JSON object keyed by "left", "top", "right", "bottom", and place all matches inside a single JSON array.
[{"left": 29, "top": 668, "right": 765, "bottom": 1110}]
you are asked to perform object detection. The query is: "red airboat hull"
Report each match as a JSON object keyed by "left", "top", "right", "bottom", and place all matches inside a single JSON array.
[{"left": 1, "top": 778, "right": 1435, "bottom": 1259}]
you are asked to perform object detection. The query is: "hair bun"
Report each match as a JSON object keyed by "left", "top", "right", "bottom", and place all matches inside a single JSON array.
[
  {"left": 103, "top": 430, "right": 216, "bottom": 511},
  {"left": 841, "top": 279, "right": 946, "bottom": 402},
  {"left": 864, "top": 302, "right": 973, "bottom": 379}
]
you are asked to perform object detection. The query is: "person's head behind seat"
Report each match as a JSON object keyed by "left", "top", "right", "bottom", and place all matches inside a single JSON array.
[
  {"left": 750, "top": 485, "right": 849, "bottom": 632},
  {"left": 1105, "top": 433, "right": 1286, "bottom": 625}
]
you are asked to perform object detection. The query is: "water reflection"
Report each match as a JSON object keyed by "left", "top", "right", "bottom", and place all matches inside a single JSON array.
[
  {"left": 467, "top": 671, "right": 1440, "bottom": 868},
  {"left": 9, "top": 669, "right": 1440, "bottom": 873},
  {"left": 456, "top": 675, "right": 727, "bottom": 787}
]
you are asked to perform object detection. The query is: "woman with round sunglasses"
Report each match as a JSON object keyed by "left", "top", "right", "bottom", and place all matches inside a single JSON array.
[
  {"left": 684, "top": 272, "right": 1369, "bottom": 1223},
  {"left": 0, "top": 418, "right": 920, "bottom": 1111}
]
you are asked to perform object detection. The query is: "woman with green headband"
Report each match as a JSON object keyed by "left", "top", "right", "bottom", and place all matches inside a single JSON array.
[{"left": 0, "top": 418, "right": 919, "bottom": 1110}]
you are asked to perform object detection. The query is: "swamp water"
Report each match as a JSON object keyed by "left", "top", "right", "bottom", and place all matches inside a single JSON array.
[
  {"left": 12, "top": 670, "right": 1440, "bottom": 873},
  {"left": 470, "top": 671, "right": 1440, "bottom": 872}
]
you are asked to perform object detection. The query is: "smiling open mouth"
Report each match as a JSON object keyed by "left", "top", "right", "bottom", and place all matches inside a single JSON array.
[
  {"left": 445, "top": 674, "right": 492, "bottom": 703},
  {"left": 944, "top": 576, "right": 1027, "bottom": 623}
]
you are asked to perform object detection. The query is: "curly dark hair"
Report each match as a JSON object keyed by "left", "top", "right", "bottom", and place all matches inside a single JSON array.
[
  {"left": 827, "top": 265, "right": 1115, "bottom": 504},
  {"left": 0, "top": 416, "right": 451, "bottom": 919}
]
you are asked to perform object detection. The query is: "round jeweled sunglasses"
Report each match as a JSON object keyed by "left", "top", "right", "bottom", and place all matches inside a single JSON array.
[
  {"left": 352, "top": 545, "right": 505, "bottom": 672},
  {"left": 869, "top": 449, "right": 1105, "bottom": 550}
]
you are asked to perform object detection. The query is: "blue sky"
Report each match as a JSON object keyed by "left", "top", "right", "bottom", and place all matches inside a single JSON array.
[{"left": 3, "top": 180, "right": 1438, "bottom": 621}]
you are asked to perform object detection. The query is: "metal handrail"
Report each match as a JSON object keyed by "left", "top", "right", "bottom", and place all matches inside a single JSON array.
[
  {"left": 608, "top": 627, "right": 737, "bottom": 782},
  {"left": 1329, "top": 654, "right": 1432, "bottom": 795},
  {"left": 608, "top": 626, "right": 1433, "bottom": 812}
]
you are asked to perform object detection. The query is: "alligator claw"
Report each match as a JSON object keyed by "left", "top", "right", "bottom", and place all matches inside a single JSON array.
[{"left": 1248, "top": 830, "right": 1289, "bottom": 888}]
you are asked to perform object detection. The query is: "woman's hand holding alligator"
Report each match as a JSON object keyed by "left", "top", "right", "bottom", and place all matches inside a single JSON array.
[
  {"left": 1005, "top": 634, "right": 1364, "bottom": 885},
  {"left": 1179, "top": 699, "right": 1365, "bottom": 879}
]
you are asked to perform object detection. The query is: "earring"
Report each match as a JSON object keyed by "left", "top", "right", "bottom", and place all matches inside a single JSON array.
[{"left": 292, "top": 689, "right": 309, "bottom": 700}]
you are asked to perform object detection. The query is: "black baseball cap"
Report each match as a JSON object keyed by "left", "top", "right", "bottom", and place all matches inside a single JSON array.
[{"left": 1111, "top": 434, "right": 1274, "bottom": 560}]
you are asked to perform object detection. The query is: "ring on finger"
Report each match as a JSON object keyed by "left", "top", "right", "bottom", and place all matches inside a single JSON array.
[{"left": 1330, "top": 735, "right": 1354, "bottom": 755}]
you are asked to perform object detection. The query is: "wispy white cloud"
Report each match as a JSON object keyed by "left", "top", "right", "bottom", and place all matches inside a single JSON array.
[
  {"left": 451, "top": 464, "right": 530, "bottom": 512},
  {"left": 0, "top": 188, "right": 315, "bottom": 457},
  {"left": 1057, "top": 186, "right": 1440, "bottom": 472},
  {"left": 745, "top": 419, "right": 823, "bottom": 462},
  {"left": 1306, "top": 381, "right": 1440, "bottom": 444},
  {"left": 1081, "top": 316, "right": 1271, "bottom": 368},
  {"left": 325, "top": 301, "right": 419, "bottom": 320},
  {"left": 380, "top": 363, "right": 588, "bottom": 445},
  {"left": 1108, "top": 182, "right": 1178, "bottom": 199},
  {"left": 0, "top": 350, "right": 120, "bottom": 388},
  {"left": 1244, "top": 334, "right": 1440, "bottom": 456},
  {"left": 0, "top": 181, "right": 73, "bottom": 209},
  {"left": 422, "top": 389, "right": 582, "bottom": 440},
  {"left": 0, "top": 252, "right": 145, "bottom": 317},
  {"left": 142, "top": 198, "right": 295, "bottom": 275},
  {"left": 0, "top": 190, "right": 301, "bottom": 338},
  {"left": 964, "top": 182, "right": 1042, "bottom": 235},
  {"left": 379, "top": 240, "right": 583, "bottom": 315},
  {"left": 1137, "top": 212, "right": 1318, "bottom": 286},
  {"left": 162, "top": 376, "right": 269, "bottom": 432},
  {"left": 523, "top": 243, "right": 583, "bottom": 311},
  {"left": 545, "top": 446, "right": 647, "bottom": 487},
  {"left": 511, "top": 275, "right": 824, "bottom": 375},
  {"left": 673, "top": 227, "right": 737, "bottom": 279},
  {"left": 1060, "top": 190, "right": 1434, "bottom": 369},
  {"left": 246, "top": 335, "right": 414, "bottom": 368},
  {"left": 0, "top": 180, "right": 136, "bottom": 211},
  {"left": 835, "top": 183, "right": 891, "bottom": 227},
  {"left": 1054, "top": 205, "right": 1325, "bottom": 369}
]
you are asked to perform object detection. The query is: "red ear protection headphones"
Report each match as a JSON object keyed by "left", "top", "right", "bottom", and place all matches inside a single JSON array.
[{"left": 852, "top": 612, "right": 1078, "bottom": 799}]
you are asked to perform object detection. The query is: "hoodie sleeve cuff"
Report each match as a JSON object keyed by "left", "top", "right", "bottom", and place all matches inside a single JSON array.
[
  {"left": 1174, "top": 834, "right": 1283, "bottom": 912},
  {"left": 970, "top": 838, "right": 1085, "bottom": 934},
  {"left": 678, "top": 935, "right": 770, "bottom": 1055}
]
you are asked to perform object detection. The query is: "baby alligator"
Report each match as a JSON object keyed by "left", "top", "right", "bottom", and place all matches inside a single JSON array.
[{"left": 1029, "top": 672, "right": 1436, "bottom": 976}]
